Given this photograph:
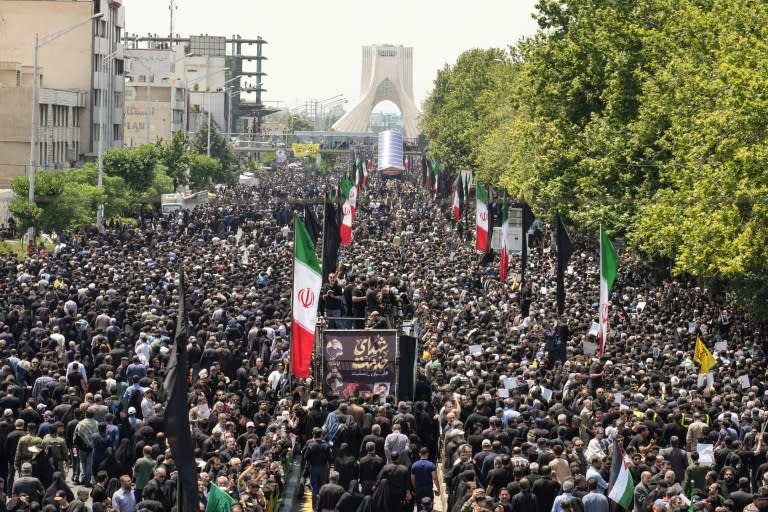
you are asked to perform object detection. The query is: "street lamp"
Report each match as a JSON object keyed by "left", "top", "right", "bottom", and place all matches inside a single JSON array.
[
  {"left": 27, "top": 12, "right": 103, "bottom": 239},
  {"left": 194, "top": 69, "right": 233, "bottom": 156},
  {"left": 96, "top": 48, "right": 122, "bottom": 233},
  {"left": 218, "top": 75, "right": 242, "bottom": 148}
]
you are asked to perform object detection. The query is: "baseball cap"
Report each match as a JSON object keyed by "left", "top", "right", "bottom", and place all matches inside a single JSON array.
[
  {"left": 128, "top": 407, "right": 136, "bottom": 415},
  {"left": 3, "top": 409, "right": 12, "bottom": 417},
  {"left": 28, "top": 445, "right": 42, "bottom": 454},
  {"left": 246, "top": 421, "right": 255, "bottom": 428},
  {"left": 36, "top": 403, "right": 46, "bottom": 411},
  {"left": 482, "top": 439, "right": 492, "bottom": 447}
]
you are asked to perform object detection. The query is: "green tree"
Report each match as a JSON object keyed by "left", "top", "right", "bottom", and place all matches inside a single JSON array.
[
  {"left": 285, "top": 114, "right": 313, "bottom": 133},
  {"left": 8, "top": 167, "right": 134, "bottom": 231},
  {"left": 160, "top": 130, "right": 190, "bottom": 187},
  {"left": 103, "top": 144, "right": 161, "bottom": 192},
  {"left": 421, "top": 48, "right": 507, "bottom": 170},
  {"left": 190, "top": 122, "right": 239, "bottom": 186},
  {"left": 188, "top": 154, "right": 222, "bottom": 189}
]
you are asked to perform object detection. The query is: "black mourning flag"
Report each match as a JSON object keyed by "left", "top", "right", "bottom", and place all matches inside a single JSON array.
[
  {"left": 397, "top": 335, "right": 417, "bottom": 402},
  {"left": 556, "top": 214, "right": 573, "bottom": 315},
  {"left": 304, "top": 204, "right": 321, "bottom": 247},
  {"left": 163, "top": 270, "right": 199, "bottom": 512},
  {"left": 520, "top": 203, "right": 535, "bottom": 287},
  {"left": 322, "top": 202, "right": 341, "bottom": 283}
]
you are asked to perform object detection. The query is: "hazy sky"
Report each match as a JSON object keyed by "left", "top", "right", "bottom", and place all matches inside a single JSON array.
[{"left": 127, "top": 1, "right": 541, "bottom": 113}]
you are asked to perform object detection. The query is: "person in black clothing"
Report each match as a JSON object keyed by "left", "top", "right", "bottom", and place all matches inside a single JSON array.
[
  {"left": 510, "top": 478, "right": 538, "bottom": 512},
  {"left": 333, "top": 443, "right": 358, "bottom": 491},
  {"left": 360, "top": 424, "right": 385, "bottom": 459},
  {"left": 377, "top": 451, "right": 410, "bottom": 512},
  {"left": 357, "top": 478, "right": 393, "bottom": 512},
  {"left": 351, "top": 281, "right": 368, "bottom": 329},
  {"left": 335, "top": 479, "right": 364, "bottom": 512},
  {"left": 531, "top": 465, "right": 560, "bottom": 512},
  {"left": 316, "top": 471, "right": 345, "bottom": 512},
  {"left": 303, "top": 428, "right": 332, "bottom": 507},
  {"left": 359, "top": 441, "right": 384, "bottom": 495},
  {"left": 4, "top": 420, "right": 25, "bottom": 494}
]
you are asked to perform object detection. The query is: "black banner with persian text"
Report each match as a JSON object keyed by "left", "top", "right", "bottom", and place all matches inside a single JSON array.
[{"left": 322, "top": 330, "right": 397, "bottom": 399}]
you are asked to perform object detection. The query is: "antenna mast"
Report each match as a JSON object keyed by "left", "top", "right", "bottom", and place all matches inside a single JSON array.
[{"left": 169, "top": 0, "right": 178, "bottom": 48}]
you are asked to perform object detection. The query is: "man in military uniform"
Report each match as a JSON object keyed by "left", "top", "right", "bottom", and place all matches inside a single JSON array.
[
  {"left": 14, "top": 423, "right": 42, "bottom": 473},
  {"left": 41, "top": 422, "right": 68, "bottom": 473}
]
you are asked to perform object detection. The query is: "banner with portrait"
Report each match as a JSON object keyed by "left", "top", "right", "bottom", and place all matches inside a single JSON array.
[{"left": 322, "top": 330, "right": 397, "bottom": 400}]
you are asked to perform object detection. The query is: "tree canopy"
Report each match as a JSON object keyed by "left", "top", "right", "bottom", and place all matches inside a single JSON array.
[{"left": 421, "top": 0, "right": 768, "bottom": 319}]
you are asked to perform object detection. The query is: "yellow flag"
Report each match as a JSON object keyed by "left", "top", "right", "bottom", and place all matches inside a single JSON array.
[{"left": 695, "top": 336, "right": 716, "bottom": 374}]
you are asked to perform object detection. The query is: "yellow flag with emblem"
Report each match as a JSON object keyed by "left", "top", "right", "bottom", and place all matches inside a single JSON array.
[{"left": 694, "top": 336, "right": 716, "bottom": 374}]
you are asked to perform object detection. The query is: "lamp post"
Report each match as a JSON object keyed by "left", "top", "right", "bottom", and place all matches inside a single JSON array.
[
  {"left": 27, "top": 12, "right": 103, "bottom": 239},
  {"left": 224, "top": 80, "right": 254, "bottom": 140},
  {"left": 182, "top": 67, "right": 228, "bottom": 153},
  {"left": 96, "top": 48, "right": 122, "bottom": 233},
  {"left": 206, "top": 73, "right": 240, "bottom": 157}
]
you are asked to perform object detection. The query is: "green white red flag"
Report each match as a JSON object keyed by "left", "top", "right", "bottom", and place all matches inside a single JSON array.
[
  {"left": 340, "top": 178, "right": 354, "bottom": 246},
  {"left": 290, "top": 214, "right": 322, "bottom": 379},
  {"left": 599, "top": 225, "right": 618, "bottom": 354},
  {"left": 476, "top": 182, "right": 489, "bottom": 251},
  {"left": 499, "top": 194, "right": 509, "bottom": 280}
]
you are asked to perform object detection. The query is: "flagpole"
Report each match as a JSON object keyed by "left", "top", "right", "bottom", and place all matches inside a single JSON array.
[
  {"left": 289, "top": 215, "right": 296, "bottom": 396},
  {"left": 599, "top": 224, "right": 604, "bottom": 355}
]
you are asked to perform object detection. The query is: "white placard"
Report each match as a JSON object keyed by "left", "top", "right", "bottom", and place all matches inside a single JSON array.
[
  {"left": 636, "top": 301, "right": 646, "bottom": 313},
  {"left": 739, "top": 374, "right": 751, "bottom": 389},
  {"left": 540, "top": 387, "right": 553, "bottom": 401},
  {"left": 504, "top": 378, "right": 519, "bottom": 390},
  {"left": 588, "top": 322, "right": 600, "bottom": 337},
  {"left": 614, "top": 393, "right": 623, "bottom": 404},
  {"left": 497, "top": 388, "right": 510, "bottom": 398},
  {"left": 697, "top": 443, "right": 714, "bottom": 465},
  {"left": 697, "top": 374, "right": 706, "bottom": 388},
  {"left": 567, "top": 265, "right": 574, "bottom": 275},
  {"left": 714, "top": 341, "right": 728, "bottom": 352},
  {"left": 707, "top": 373, "right": 715, "bottom": 388},
  {"left": 469, "top": 344, "right": 483, "bottom": 356},
  {"left": 688, "top": 322, "right": 697, "bottom": 333},
  {"left": 583, "top": 340, "right": 597, "bottom": 356},
  {"left": 540, "top": 286, "right": 548, "bottom": 295}
]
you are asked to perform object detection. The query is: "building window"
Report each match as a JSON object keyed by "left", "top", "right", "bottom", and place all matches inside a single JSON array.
[
  {"left": 113, "top": 124, "right": 120, "bottom": 142},
  {"left": 73, "top": 109, "right": 80, "bottom": 128}
]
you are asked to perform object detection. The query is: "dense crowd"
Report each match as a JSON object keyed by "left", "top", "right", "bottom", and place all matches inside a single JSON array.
[{"left": 0, "top": 162, "right": 763, "bottom": 512}]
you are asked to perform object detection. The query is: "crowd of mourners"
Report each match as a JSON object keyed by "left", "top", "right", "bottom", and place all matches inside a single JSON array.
[{"left": 0, "top": 159, "right": 764, "bottom": 512}]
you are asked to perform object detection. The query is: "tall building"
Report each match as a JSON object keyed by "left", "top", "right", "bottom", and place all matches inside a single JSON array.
[
  {"left": 125, "top": 33, "right": 273, "bottom": 138},
  {"left": 0, "top": 0, "right": 126, "bottom": 186},
  {"left": 123, "top": 47, "right": 188, "bottom": 146}
]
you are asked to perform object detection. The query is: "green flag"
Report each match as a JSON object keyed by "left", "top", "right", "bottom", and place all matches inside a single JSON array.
[{"left": 205, "top": 484, "right": 235, "bottom": 512}]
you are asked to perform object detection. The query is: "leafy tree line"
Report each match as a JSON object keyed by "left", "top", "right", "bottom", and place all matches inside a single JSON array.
[
  {"left": 421, "top": 0, "right": 768, "bottom": 321},
  {"left": 10, "top": 123, "right": 239, "bottom": 233}
]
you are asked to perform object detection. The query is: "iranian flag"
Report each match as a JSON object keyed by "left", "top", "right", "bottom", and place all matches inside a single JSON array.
[
  {"left": 499, "top": 195, "right": 510, "bottom": 280},
  {"left": 452, "top": 175, "right": 462, "bottom": 221},
  {"left": 340, "top": 178, "right": 354, "bottom": 246},
  {"left": 476, "top": 182, "right": 489, "bottom": 251},
  {"left": 432, "top": 160, "right": 439, "bottom": 195},
  {"left": 290, "top": 214, "right": 322, "bottom": 379},
  {"left": 599, "top": 225, "right": 618, "bottom": 354},
  {"left": 608, "top": 442, "right": 634, "bottom": 510}
]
